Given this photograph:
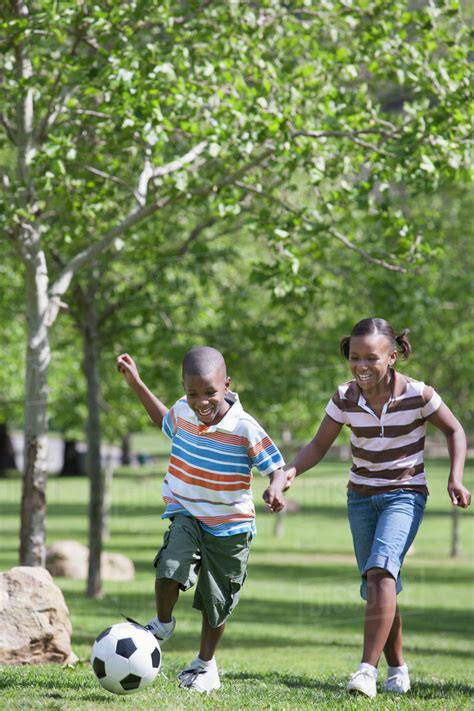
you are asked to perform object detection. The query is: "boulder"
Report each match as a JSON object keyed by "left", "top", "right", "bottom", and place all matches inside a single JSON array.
[
  {"left": 46, "top": 540, "right": 88, "bottom": 580},
  {"left": 0, "top": 566, "right": 76, "bottom": 665},
  {"left": 46, "top": 540, "right": 135, "bottom": 581},
  {"left": 102, "top": 552, "right": 135, "bottom": 582}
]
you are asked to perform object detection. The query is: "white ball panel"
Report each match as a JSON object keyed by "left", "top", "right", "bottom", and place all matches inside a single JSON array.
[
  {"left": 128, "top": 648, "right": 154, "bottom": 677},
  {"left": 92, "top": 635, "right": 118, "bottom": 662},
  {"left": 105, "top": 654, "right": 130, "bottom": 679}
]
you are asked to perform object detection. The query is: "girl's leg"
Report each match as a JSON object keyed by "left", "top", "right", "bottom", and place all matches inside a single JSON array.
[
  {"left": 362, "top": 568, "right": 397, "bottom": 667},
  {"left": 199, "top": 612, "right": 226, "bottom": 661},
  {"left": 383, "top": 604, "right": 404, "bottom": 667}
]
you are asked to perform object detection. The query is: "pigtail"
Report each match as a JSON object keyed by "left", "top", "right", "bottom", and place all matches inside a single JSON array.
[
  {"left": 339, "top": 335, "right": 351, "bottom": 360},
  {"left": 396, "top": 328, "right": 412, "bottom": 360}
]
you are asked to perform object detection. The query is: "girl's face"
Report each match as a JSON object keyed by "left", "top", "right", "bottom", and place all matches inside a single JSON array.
[
  {"left": 348, "top": 334, "right": 397, "bottom": 394},
  {"left": 182, "top": 368, "right": 231, "bottom": 425}
]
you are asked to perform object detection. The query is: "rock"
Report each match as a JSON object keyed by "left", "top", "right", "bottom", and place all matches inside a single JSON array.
[
  {"left": 0, "top": 566, "right": 77, "bottom": 665},
  {"left": 102, "top": 552, "right": 135, "bottom": 582},
  {"left": 46, "top": 540, "right": 135, "bottom": 581},
  {"left": 46, "top": 540, "right": 88, "bottom": 580}
]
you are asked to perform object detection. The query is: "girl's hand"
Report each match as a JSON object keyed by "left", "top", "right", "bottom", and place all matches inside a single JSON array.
[
  {"left": 117, "top": 353, "right": 141, "bottom": 388},
  {"left": 284, "top": 467, "right": 296, "bottom": 492},
  {"left": 448, "top": 482, "right": 471, "bottom": 508}
]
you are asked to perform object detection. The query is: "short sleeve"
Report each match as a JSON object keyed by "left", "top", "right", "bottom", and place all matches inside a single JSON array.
[
  {"left": 325, "top": 391, "right": 347, "bottom": 425},
  {"left": 421, "top": 385, "right": 442, "bottom": 419},
  {"left": 162, "top": 406, "right": 178, "bottom": 440},
  {"left": 247, "top": 423, "right": 285, "bottom": 476}
]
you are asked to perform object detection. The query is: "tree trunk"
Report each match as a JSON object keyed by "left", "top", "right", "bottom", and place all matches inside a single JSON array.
[
  {"left": 59, "top": 439, "right": 86, "bottom": 476},
  {"left": 83, "top": 293, "right": 105, "bottom": 598},
  {"left": 0, "top": 422, "right": 17, "bottom": 476},
  {"left": 121, "top": 433, "right": 131, "bottom": 466},
  {"left": 20, "top": 250, "right": 51, "bottom": 567}
]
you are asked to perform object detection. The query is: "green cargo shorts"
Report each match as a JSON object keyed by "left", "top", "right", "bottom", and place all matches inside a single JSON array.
[{"left": 153, "top": 514, "right": 252, "bottom": 628}]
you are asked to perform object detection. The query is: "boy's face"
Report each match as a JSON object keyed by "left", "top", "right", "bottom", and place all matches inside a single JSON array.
[
  {"left": 182, "top": 367, "right": 231, "bottom": 426},
  {"left": 348, "top": 334, "right": 397, "bottom": 394}
]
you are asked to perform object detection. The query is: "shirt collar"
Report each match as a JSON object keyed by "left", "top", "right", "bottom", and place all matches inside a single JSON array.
[
  {"left": 344, "top": 369, "right": 408, "bottom": 402},
  {"left": 187, "top": 390, "right": 244, "bottom": 432}
]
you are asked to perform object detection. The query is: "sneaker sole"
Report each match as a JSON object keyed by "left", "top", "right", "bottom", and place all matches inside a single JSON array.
[{"left": 348, "top": 687, "right": 376, "bottom": 699}]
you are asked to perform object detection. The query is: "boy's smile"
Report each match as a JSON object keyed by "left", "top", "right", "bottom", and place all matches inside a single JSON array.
[{"left": 183, "top": 369, "right": 231, "bottom": 426}]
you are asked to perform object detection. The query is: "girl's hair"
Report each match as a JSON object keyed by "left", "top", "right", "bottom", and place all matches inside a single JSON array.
[{"left": 340, "top": 318, "right": 412, "bottom": 360}]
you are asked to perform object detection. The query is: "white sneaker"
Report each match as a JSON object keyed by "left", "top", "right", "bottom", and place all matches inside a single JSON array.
[
  {"left": 384, "top": 664, "right": 410, "bottom": 693},
  {"left": 145, "top": 615, "right": 176, "bottom": 643},
  {"left": 178, "top": 657, "right": 221, "bottom": 693},
  {"left": 347, "top": 665, "right": 378, "bottom": 698}
]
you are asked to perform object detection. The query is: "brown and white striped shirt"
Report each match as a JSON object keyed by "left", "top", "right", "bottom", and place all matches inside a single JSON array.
[{"left": 325, "top": 370, "right": 442, "bottom": 495}]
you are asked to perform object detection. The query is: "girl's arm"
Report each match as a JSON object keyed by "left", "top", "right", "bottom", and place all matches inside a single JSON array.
[
  {"left": 117, "top": 353, "right": 168, "bottom": 428},
  {"left": 285, "top": 415, "right": 343, "bottom": 487},
  {"left": 427, "top": 403, "right": 471, "bottom": 508}
]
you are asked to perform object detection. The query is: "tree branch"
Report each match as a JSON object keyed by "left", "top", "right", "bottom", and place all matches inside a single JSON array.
[
  {"left": 46, "top": 195, "right": 174, "bottom": 326},
  {"left": 328, "top": 229, "right": 414, "bottom": 273},
  {"left": 0, "top": 112, "right": 17, "bottom": 144},
  {"left": 292, "top": 127, "right": 399, "bottom": 140},
  {"left": 36, "top": 84, "right": 76, "bottom": 143},
  {"left": 234, "top": 181, "right": 416, "bottom": 274}
]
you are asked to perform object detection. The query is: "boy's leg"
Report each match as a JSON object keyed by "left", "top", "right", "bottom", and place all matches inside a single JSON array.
[
  {"left": 155, "top": 577, "right": 180, "bottom": 622},
  {"left": 179, "top": 529, "right": 251, "bottom": 692},
  {"left": 199, "top": 612, "right": 225, "bottom": 662},
  {"left": 147, "top": 515, "right": 201, "bottom": 641}
]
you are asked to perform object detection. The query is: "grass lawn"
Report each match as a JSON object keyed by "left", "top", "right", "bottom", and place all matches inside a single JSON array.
[{"left": 0, "top": 458, "right": 473, "bottom": 710}]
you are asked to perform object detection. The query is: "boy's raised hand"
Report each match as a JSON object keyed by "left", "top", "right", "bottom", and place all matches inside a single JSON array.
[{"left": 117, "top": 353, "right": 141, "bottom": 388}]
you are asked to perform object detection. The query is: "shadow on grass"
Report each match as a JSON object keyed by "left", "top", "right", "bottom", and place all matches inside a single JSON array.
[{"left": 223, "top": 670, "right": 344, "bottom": 692}]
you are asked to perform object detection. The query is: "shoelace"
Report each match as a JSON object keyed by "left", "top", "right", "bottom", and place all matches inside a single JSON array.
[
  {"left": 386, "top": 674, "right": 407, "bottom": 685},
  {"left": 179, "top": 668, "right": 207, "bottom": 688},
  {"left": 144, "top": 623, "right": 163, "bottom": 639}
]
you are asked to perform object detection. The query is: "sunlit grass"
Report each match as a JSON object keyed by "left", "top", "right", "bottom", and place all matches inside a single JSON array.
[{"left": 0, "top": 460, "right": 472, "bottom": 709}]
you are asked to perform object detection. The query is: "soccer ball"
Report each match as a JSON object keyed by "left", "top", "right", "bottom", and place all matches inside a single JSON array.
[{"left": 91, "top": 622, "right": 161, "bottom": 695}]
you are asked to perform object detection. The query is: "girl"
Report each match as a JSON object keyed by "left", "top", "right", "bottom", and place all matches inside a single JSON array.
[{"left": 281, "top": 317, "right": 471, "bottom": 698}]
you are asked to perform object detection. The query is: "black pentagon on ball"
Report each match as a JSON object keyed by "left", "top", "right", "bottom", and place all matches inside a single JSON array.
[
  {"left": 151, "top": 647, "right": 161, "bottom": 668},
  {"left": 92, "top": 657, "right": 106, "bottom": 679},
  {"left": 95, "top": 627, "right": 112, "bottom": 643},
  {"left": 120, "top": 673, "right": 142, "bottom": 691},
  {"left": 116, "top": 637, "right": 137, "bottom": 659}
]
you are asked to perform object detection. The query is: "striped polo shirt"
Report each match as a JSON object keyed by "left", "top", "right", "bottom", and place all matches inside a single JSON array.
[
  {"left": 325, "top": 370, "right": 442, "bottom": 495},
  {"left": 161, "top": 391, "right": 285, "bottom": 536}
]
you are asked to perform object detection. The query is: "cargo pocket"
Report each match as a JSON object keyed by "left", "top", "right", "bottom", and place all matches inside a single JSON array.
[
  {"left": 228, "top": 571, "right": 247, "bottom": 615},
  {"left": 152, "top": 529, "right": 171, "bottom": 568}
]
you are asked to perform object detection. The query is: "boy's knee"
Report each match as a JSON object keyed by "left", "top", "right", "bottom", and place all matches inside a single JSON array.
[{"left": 156, "top": 577, "right": 180, "bottom": 592}]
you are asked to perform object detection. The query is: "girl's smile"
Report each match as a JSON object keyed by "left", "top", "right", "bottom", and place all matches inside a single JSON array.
[{"left": 348, "top": 334, "right": 397, "bottom": 395}]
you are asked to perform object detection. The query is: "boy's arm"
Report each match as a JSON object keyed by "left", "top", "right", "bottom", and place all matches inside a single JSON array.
[
  {"left": 285, "top": 415, "right": 343, "bottom": 487},
  {"left": 427, "top": 403, "right": 471, "bottom": 508},
  {"left": 117, "top": 353, "right": 168, "bottom": 428},
  {"left": 262, "top": 468, "right": 287, "bottom": 512}
]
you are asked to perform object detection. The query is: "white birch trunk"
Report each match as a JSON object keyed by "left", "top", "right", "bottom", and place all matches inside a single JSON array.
[{"left": 20, "top": 244, "right": 51, "bottom": 566}]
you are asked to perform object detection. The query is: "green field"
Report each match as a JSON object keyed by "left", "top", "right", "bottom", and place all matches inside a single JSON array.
[{"left": 0, "top": 460, "right": 473, "bottom": 710}]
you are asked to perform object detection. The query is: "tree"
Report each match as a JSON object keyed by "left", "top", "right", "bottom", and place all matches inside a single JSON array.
[{"left": 1, "top": 0, "right": 470, "bottom": 567}]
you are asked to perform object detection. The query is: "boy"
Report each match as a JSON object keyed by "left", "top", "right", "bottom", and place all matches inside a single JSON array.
[{"left": 117, "top": 346, "right": 287, "bottom": 692}]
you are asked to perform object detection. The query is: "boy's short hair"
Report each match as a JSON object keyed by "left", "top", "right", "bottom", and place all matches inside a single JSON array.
[{"left": 182, "top": 346, "right": 227, "bottom": 377}]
